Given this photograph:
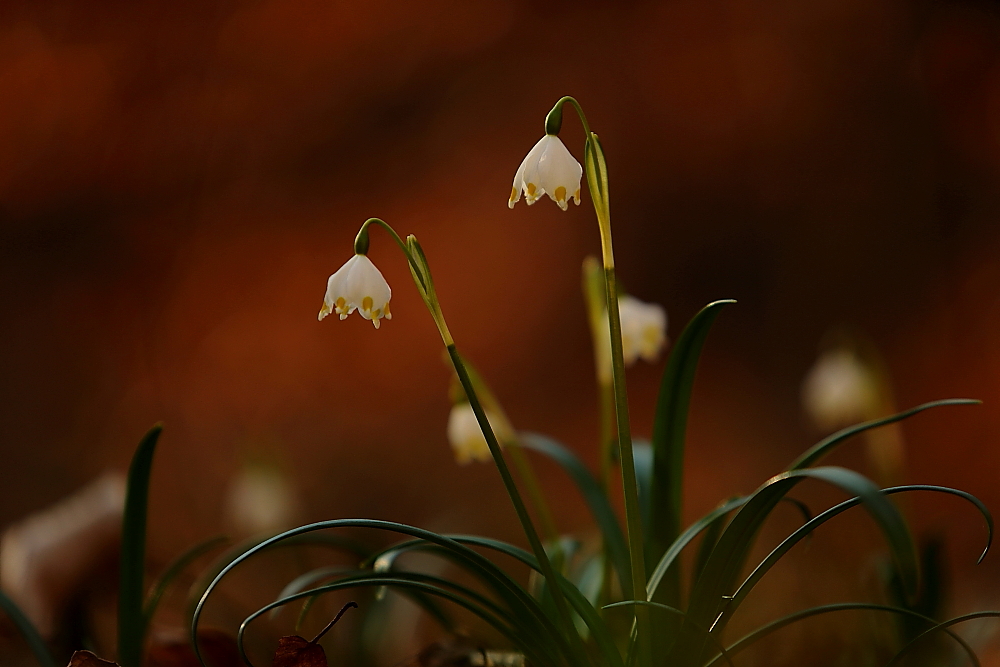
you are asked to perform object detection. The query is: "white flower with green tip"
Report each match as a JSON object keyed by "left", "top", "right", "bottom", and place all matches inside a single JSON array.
[
  {"left": 508, "top": 134, "right": 582, "bottom": 211},
  {"left": 318, "top": 253, "right": 392, "bottom": 329}
]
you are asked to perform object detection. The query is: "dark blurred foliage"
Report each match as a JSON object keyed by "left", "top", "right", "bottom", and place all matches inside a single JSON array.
[{"left": 4, "top": 0, "right": 1000, "bottom": 662}]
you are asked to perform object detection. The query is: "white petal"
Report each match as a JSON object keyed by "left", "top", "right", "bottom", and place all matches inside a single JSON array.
[
  {"left": 535, "top": 136, "right": 582, "bottom": 210},
  {"left": 319, "top": 254, "right": 391, "bottom": 328}
]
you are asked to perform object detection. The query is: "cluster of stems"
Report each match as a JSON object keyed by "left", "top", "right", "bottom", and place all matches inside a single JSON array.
[{"left": 356, "top": 96, "right": 651, "bottom": 667}]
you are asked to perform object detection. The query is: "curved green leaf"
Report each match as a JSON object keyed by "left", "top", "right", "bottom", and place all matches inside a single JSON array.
[
  {"left": 673, "top": 466, "right": 917, "bottom": 665},
  {"left": 647, "top": 496, "right": 748, "bottom": 600},
  {"left": 238, "top": 573, "right": 554, "bottom": 667},
  {"left": 119, "top": 423, "right": 163, "bottom": 667},
  {"left": 0, "top": 589, "right": 55, "bottom": 667},
  {"left": 144, "top": 535, "right": 228, "bottom": 627},
  {"left": 649, "top": 300, "right": 734, "bottom": 608},
  {"left": 362, "top": 534, "right": 623, "bottom": 667},
  {"left": 186, "top": 532, "right": 370, "bottom": 618},
  {"left": 602, "top": 600, "right": 735, "bottom": 667},
  {"left": 884, "top": 610, "right": 1000, "bottom": 667},
  {"left": 732, "top": 485, "right": 992, "bottom": 613},
  {"left": 702, "top": 603, "right": 980, "bottom": 667},
  {"left": 518, "top": 432, "right": 631, "bottom": 594},
  {"left": 787, "top": 399, "right": 980, "bottom": 471},
  {"left": 190, "top": 520, "right": 574, "bottom": 667}
]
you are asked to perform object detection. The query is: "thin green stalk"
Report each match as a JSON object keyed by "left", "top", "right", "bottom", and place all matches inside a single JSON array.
[
  {"left": 358, "top": 219, "right": 587, "bottom": 666},
  {"left": 555, "top": 95, "right": 651, "bottom": 667},
  {"left": 456, "top": 360, "right": 561, "bottom": 546},
  {"left": 449, "top": 347, "right": 586, "bottom": 665}
]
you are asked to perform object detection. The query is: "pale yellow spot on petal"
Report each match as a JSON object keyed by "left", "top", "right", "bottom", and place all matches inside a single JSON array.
[
  {"left": 509, "top": 186, "right": 517, "bottom": 201},
  {"left": 554, "top": 186, "right": 566, "bottom": 202},
  {"left": 526, "top": 183, "right": 537, "bottom": 196},
  {"left": 573, "top": 188, "right": 581, "bottom": 202},
  {"left": 384, "top": 302, "right": 392, "bottom": 319},
  {"left": 362, "top": 296, "right": 373, "bottom": 312},
  {"left": 335, "top": 296, "right": 347, "bottom": 313}
]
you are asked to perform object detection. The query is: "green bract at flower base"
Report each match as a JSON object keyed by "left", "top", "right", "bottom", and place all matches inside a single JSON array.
[{"left": 186, "top": 99, "right": 1000, "bottom": 667}]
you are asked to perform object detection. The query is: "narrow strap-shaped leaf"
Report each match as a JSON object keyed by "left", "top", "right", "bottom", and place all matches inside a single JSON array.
[
  {"left": 0, "top": 589, "right": 55, "bottom": 667},
  {"left": 648, "top": 300, "right": 734, "bottom": 606},
  {"left": 692, "top": 509, "right": 729, "bottom": 586},
  {"left": 731, "top": 485, "right": 992, "bottom": 612},
  {"left": 186, "top": 532, "right": 370, "bottom": 618},
  {"left": 118, "top": 423, "right": 163, "bottom": 667},
  {"left": 143, "top": 535, "right": 227, "bottom": 627},
  {"left": 647, "top": 496, "right": 748, "bottom": 600},
  {"left": 602, "top": 600, "right": 735, "bottom": 667},
  {"left": 191, "top": 520, "right": 574, "bottom": 667},
  {"left": 702, "top": 603, "right": 980, "bottom": 667},
  {"left": 884, "top": 611, "right": 1000, "bottom": 667},
  {"left": 237, "top": 574, "right": 554, "bottom": 667},
  {"left": 363, "top": 534, "right": 624, "bottom": 667},
  {"left": 674, "top": 466, "right": 917, "bottom": 664},
  {"left": 787, "top": 399, "right": 980, "bottom": 471},
  {"left": 358, "top": 539, "right": 558, "bottom": 652},
  {"left": 518, "top": 432, "right": 631, "bottom": 595}
]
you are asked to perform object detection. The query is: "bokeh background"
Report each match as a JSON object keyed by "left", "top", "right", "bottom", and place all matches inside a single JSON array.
[{"left": 4, "top": 0, "right": 1000, "bottom": 663}]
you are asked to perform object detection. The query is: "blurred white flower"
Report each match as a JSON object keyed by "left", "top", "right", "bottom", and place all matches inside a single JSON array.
[
  {"left": 508, "top": 135, "right": 582, "bottom": 211},
  {"left": 224, "top": 464, "right": 301, "bottom": 537},
  {"left": 801, "top": 348, "right": 880, "bottom": 430},
  {"left": 597, "top": 296, "right": 668, "bottom": 383},
  {"left": 447, "top": 403, "right": 508, "bottom": 465},
  {"left": 0, "top": 473, "right": 125, "bottom": 638},
  {"left": 318, "top": 254, "right": 392, "bottom": 328}
]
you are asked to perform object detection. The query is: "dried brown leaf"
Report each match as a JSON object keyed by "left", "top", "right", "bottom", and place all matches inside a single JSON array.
[
  {"left": 272, "top": 635, "right": 327, "bottom": 667},
  {"left": 67, "top": 650, "right": 119, "bottom": 667}
]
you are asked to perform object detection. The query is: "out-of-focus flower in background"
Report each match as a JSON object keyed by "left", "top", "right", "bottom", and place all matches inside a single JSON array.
[
  {"left": 508, "top": 135, "right": 582, "bottom": 211},
  {"left": 0, "top": 473, "right": 125, "bottom": 639},
  {"left": 801, "top": 341, "right": 906, "bottom": 486},
  {"left": 801, "top": 347, "right": 881, "bottom": 431},
  {"left": 596, "top": 296, "right": 668, "bottom": 384},
  {"left": 224, "top": 463, "right": 302, "bottom": 537},
  {"left": 446, "top": 403, "right": 510, "bottom": 465},
  {"left": 318, "top": 254, "right": 392, "bottom": 328}
]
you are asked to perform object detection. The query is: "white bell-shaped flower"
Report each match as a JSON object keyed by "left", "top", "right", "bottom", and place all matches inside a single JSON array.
[
  {"left": 318, "top": 253, "right": 392, "bottom": 329},
  {"left": 447, "top": 403, "right": 507, "bottom": 465},
  {"left": 508, "top": 134, "right": 583, "bottom": 211},
  {"left": 224, "top": 464, "right": 301, "bottom": 537},
  {"left": 597, "top": 296, "right": 668, "bottom": 384},
  {"left": 802, "top": 348, "right": 880, "bottom": 430}
]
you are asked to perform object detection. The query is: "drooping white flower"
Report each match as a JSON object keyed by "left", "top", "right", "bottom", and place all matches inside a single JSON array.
[
  {"left": 447, "top": 403, "right": 508, "bottom": 465},
  {"left": 224, "top": 464, "right": 301, "bottom": 537},
  {"left": 508, "top": 134, "right": 583, "bottom": 211},
  {"left": 801, "top": 348, "right": 879, "bottom": 430},
  {"left": 318, "top": 253, "right": 392, "bottom": 328},
  {"left": 596, "top": 296, "right": 669, "bottom": 383}
]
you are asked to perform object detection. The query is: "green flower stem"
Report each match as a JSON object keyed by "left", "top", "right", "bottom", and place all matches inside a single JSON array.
[
  {"left": 454, "top": 362, "right": 562, "bottom": 546},
  {"left": 582, "top": 257, "right": 616, "bottom": 490},
  {"left": 358, "top": 219, "right": 586, "bottom": 666},
  {"left": 557, "top": 96, "right": 651, "bottom": 667}
]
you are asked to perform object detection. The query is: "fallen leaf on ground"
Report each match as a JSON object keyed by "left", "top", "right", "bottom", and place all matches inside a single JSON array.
[
  {"left": 272, "top": 635, "right": 327, "bottom": 667},
  {"left": 67, "top": 650, "right": 119, "bottom": 667}
]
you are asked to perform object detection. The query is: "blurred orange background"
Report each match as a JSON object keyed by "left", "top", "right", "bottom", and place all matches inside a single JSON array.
[{"left": 4, "top": 0, "right": 1000, "bottom": 662}]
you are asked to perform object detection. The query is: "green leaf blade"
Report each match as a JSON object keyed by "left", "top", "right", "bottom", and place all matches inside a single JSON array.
[
  {"left": 118, "top": 423, "right": 163, "bottom": 667},
  {"left": 648, "top": 299, "right": 734, "bottom": 607}
]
